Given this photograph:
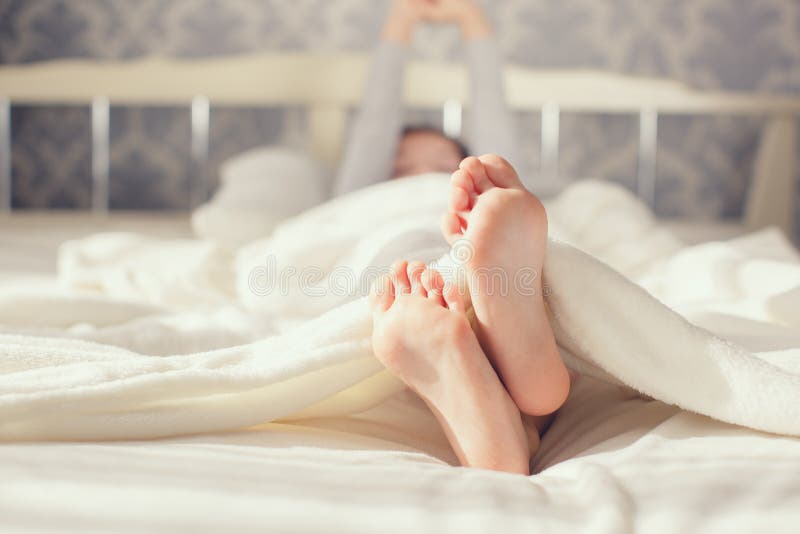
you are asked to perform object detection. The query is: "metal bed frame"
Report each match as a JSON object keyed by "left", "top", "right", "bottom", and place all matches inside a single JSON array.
[{"left": 0, "top": 53, "right": 798, "bottom": 235}]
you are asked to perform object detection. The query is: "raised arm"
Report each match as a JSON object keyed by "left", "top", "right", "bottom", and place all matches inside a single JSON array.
[
  {"left": 333, "top": 1, "right": 426, "bottom": 196},
  {"left": 428, "top": 1, "right": 520, "bottom": 166}
]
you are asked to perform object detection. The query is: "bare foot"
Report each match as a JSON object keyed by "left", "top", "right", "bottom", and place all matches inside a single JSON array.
[
  {"left": 370, "top": 260, "right": 531, "bottom": 474},
  {"left": 440, "top": 155, "right": 570, "bottom": 416}
]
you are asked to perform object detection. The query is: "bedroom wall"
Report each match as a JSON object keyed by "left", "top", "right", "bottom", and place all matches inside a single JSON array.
[{"left": 1, "top": 0, "right": 798, "bottom": 235}]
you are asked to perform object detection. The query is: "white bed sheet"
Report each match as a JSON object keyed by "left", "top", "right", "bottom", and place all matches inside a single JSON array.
[
  {"left": 3, "top": 381, "right": 798, "bottom": 533},
  {"left": 1, "top": 204, "right": 799, "bottom": 534}
]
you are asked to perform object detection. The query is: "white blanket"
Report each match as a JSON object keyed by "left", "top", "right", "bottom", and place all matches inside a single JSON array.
[{"left": 2, "top": 176, "right": 800, "bottom": 442}]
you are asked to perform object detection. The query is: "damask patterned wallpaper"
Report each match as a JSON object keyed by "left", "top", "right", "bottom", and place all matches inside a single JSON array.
[{"left": 1, "top": 0, "right": 798, "bottom": 234}]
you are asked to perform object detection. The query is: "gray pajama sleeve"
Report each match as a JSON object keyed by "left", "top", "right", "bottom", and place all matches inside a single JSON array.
[
  {"left": 333, "top": 41, "right": 407, "bottom": 196},
  {"left": 464, "top": 39, "right": 520, "bottom": 167},
  {"left": 333, "top": 38, "right": 518, "bottom": 196}
]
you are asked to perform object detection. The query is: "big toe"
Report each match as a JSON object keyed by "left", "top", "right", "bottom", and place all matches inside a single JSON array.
[
  {"left": 478, "top": 154, "right": 525, "bottom": 190},
  {"left": 442, "top": 281, "right": 466, "bottom": 314}
]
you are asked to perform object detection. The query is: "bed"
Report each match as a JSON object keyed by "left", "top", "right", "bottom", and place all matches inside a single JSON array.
[{"left": 1, "top": 55, "right": 799, "bottom": 533}]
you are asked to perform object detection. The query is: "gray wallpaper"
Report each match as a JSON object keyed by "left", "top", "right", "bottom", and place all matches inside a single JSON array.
[{"left": 0, "top": 0, "right": 798, "bottom": 235}]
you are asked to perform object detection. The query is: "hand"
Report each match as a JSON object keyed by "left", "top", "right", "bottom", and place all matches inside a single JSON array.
[
  {"left": 421, "top": 0, "right": 472, "bottom": 23},
  {"left": 382, "top": 0, "right": 430, "bottom": 43},
  {"left": 422, "top": 0, "right": 492, "bottom": 40}
]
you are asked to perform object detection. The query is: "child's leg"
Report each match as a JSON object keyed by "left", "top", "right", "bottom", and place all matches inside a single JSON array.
[
  {"left": 370, "top": 261, "right": 531, "bottom": 474},
  {"left": 441, "top": 155, "right": 571, "bottom": 417}
]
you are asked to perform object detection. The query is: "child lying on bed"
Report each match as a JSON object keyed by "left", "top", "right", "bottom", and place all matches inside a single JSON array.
[
  {"left": 335, "top": 0, "right": 520, "bottom": 195},
  {"left": 369, "top": 154, "right": 570, "bottom": 476}
]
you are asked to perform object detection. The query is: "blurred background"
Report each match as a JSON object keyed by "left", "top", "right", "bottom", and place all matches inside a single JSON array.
[{"left": 0, "top": 0, "right": 798, "bottom": 235}]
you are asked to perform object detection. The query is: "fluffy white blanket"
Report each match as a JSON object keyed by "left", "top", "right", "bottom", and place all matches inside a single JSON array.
[{"left": 1, "top": 175, "right": 799, "bottom": 443}]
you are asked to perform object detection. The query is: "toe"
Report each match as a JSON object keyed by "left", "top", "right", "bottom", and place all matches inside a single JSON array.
[
  {"left": 440, "top": 212, "right": 465, "bottom": 245},
  {"left": 369, "top": 274, "right": 395, "bottom": 314},
  {"left": 449, "top": 174, "right": 471, "bottom": 213},
  {"left": 451, "top": 167, "right": 475, "bottom": 191},
  {"left": 422, "top": 267, "right": 445, "bottom": 293},
  {"left": 443, "top": 281, "right": 466, "bottom": 313},
  {"left": 478, "top": 154, "right": 524, "bottom": 190},
  {"left": 407, "top": 261, "right": 427, "bottom": 296},
  {"left": 450, "top": 169, "right": 478, "bottom": 211},
  {"left": 422, "top": 268, "right": 446, "bottom": 306},
  {"left": 460, "top": 156, "right": 493, "bottom": 194},
  {"left": 427, "top": 286, "right": 446, "bottom": 307},
  {"left": 391, "top": 261, "right": 412, "bottom": 296}
]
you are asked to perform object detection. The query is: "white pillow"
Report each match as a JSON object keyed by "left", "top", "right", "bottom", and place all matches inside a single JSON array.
[{"left": 192, "top": 146, "right": 329, "bottom": 246}]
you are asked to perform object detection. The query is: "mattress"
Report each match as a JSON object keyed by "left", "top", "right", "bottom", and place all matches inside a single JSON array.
[
  {"left": 0, "top": 212, "right": 193, "bottom": 275},
  {"left": 1, "top": 195, "right": 799, "bottom": 534}
]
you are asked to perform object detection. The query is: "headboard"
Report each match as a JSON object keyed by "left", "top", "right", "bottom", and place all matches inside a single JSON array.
[{"left": 0, "top": 53, "right": 798, "bottom": 234}]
